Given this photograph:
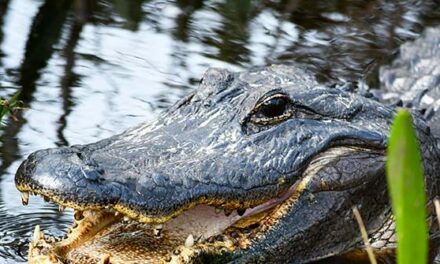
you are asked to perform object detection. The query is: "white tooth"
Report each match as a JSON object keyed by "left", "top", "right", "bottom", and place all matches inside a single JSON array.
[
  {"left": 123, "top": 216, "right": 130, "bottom": 222},
  {"left": 47, "top": 236, "right": 55, "bottom": 243},
  {"left": 100, "top": 254, "right": 111, "bottom": 264},
  {"left": 74, "top": 210, "right": 84, "bottom": 221},
  {"left": 185, "top": 234, "right": 194, "bottom": 247},
  {"left": 215, "top": 208, "right": 222, "bottom": 214},
  {"left": 153, "top": 224, "right": 163, "bottom": 236},
  {"left": 224, "top": 209, "right": 232, "bottom": 216},
  {"left": 58, "top": 205, "right": 65, "bottom": 212},
  {"left": 33, "top": 225, "right": 41, "bottom": 241},
  {"left": 114, "top": 212, "right": 120, "bottom": 217},
  {"left": 21, "top": 192, "right": 29, "bottom": 206},
  {"left": 224, "top": 239, "right": 234, "bottom": 248}
]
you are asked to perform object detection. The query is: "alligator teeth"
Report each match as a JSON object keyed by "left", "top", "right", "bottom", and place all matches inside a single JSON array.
[
  {"left": 46, "top": 236, "right": 55, "bottom": 244},
  {"left": 153, "top": 224, "right": 163, "bottom": 237},
  {"left": 215, "top": 208, "right": 222, "bottom": 214},
  {"left": 74, "top": 210, "right": 84, "bottom": 221},
  {"left": 185, "top": 234, "right": 194, "bottom": 247},
  {"left": 21, "top": 192, "right": 29, "bottom": 206},
  {"left": 58, "top": 205, "right": 65, "bottom": 212},
  {"left": 237, "top": 208, "right": 246, "bottom": 216},
  {"left": 100, "top": 254, "right": 111, "bottom": 264},
  {"left": 224, "top": 239, "right": 234, "bottom": 249},
  {"left": 153, "top": 229, "right": 162, "bottom": 237},
  {"left": 114, "top": 212, "right": 120, "bottom": 217},
  {"left": 123, "top": 216, "right": 130, "bottom": 222},
  {"left": 207, "top": 236, "right": 215, "bottom": 243},
  {"left": 33, "top": 225, "right": 42, "bottom": 241},
  {"left": 224, "top": 209, "right": 232, "bottom": 216}
]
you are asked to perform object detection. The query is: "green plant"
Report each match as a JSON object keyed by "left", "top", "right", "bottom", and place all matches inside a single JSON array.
[
  {"left": 386, "top": 109, "right": 428, "bottom": 264},
  {"left": 0, "top": 92, "right": 21, "bottom": 123}
]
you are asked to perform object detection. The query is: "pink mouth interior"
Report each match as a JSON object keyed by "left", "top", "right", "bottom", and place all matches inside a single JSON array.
[{"left": 165, "top": 183, "right": 299, "bottom": 241}]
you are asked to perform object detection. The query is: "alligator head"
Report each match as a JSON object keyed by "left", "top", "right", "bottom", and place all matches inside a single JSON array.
[{"left": 15, "top": 65, "right": 440, "bottom": 263}]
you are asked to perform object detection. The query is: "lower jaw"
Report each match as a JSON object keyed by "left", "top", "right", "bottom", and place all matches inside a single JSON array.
[{"left": 28, "top": 206, "right": 269, "bottom": 264}]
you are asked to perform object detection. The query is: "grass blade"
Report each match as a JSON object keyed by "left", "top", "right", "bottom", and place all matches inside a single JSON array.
[
  {"left": 386, "top": 109, "right": 428, "bottom": 264},
  {"left": 352, "top": 206, "right": 377, "bottom": 264}
]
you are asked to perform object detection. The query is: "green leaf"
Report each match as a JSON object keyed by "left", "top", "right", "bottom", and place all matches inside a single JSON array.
[
  {"left": 386, "top": 109, "right": 428, "bottom": 264},
  {"left": 0, "top": 92, "right": 21, "bottom": 123},
  {"left": 8, "top": 91, "right": 21, "bottom": 108}
]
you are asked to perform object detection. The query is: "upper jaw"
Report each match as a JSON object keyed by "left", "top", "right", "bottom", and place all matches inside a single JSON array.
[
  {"left": 15, "top": 148, "right": 283, "bottom": 224},
  {"left": 15, "top": 132, "right": 387, "bottom": 230}
]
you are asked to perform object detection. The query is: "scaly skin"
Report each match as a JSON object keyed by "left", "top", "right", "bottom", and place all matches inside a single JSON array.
[{"left": 15, "top": 27, "right": 440, "bottom": 263}]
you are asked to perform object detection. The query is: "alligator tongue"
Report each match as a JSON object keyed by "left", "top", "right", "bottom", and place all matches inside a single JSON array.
[{"left": 164, "top": 205, "right": 242, "bottom": 240}]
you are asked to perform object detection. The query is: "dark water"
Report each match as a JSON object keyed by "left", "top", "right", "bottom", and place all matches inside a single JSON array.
[{"left": 1, "top": 0, "right": 440, "bottom": 262}]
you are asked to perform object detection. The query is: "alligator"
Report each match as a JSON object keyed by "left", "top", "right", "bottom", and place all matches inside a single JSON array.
[{"left": 14, "top": 26, "right": 440, "bottom": 264}]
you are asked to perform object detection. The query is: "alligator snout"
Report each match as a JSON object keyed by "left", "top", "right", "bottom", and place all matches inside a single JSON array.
[
  {"left": 19, "top": 147, "right": 103, "bottom": 178},
  {"left": 16, "top": 147, "right": 121, "bottom": 209}
]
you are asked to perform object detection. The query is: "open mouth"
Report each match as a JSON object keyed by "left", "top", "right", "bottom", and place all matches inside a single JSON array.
[
  {"left": 20, "top": 146, "right": 385, "bottom": 264},
  {"left": 26, "top": 182, "right": 302, "bottom": 263}
]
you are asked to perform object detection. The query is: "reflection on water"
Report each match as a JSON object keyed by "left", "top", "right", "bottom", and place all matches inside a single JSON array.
[{"left": 0, "top": 0, "right": 440, "bottom": 262}]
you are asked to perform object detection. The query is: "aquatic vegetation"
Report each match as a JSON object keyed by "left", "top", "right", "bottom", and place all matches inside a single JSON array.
[{"left": 0, "top": 92, "right": 21, "bottom": 124}]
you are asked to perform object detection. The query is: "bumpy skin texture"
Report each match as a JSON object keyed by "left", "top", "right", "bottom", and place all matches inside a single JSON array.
[
  {"left": 380, "top": 27, "right": 440, "bottom": 140},
  {"left": 379, "top": 26, "right": 440, "bottom": 210},
  {"left": 16, "top": 66, "right": 396, "bottom": 217},
  {"left": 14, "top": 30, "right": 440, "bottom": 263}
]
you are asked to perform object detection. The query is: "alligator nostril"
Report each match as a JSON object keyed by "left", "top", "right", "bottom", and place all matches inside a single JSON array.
[{"left": 80, "top": 168, "right": 101, "bottom": 181}]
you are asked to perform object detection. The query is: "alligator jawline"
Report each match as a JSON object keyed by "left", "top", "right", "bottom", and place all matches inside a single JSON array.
[
  {"left": 27, "top": 188, "right": 300, "bottom": 263},
  {"left": 26, "top": 146, "right": 382, "bottom": 263},
  {"left": 26, "top": 174, "right": 309, "bottom": 263}
]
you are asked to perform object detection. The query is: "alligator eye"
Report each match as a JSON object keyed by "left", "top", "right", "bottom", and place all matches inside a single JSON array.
[
  {"left": 250, "top": 94, "right": 292, "bottom": 125},
  {"left": 260, "top": 97, "right": 288, "bottom": 117}
]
